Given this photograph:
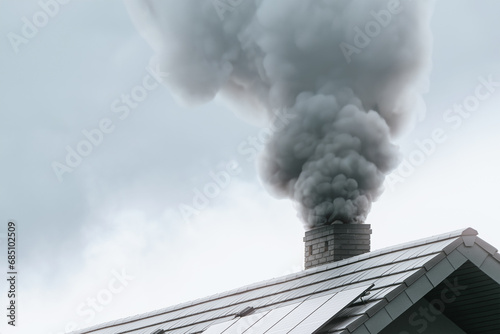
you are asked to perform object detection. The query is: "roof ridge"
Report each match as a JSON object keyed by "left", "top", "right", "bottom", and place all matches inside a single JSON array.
[{"left": 311, "top": 227, "right": 471, "bottom": 272}]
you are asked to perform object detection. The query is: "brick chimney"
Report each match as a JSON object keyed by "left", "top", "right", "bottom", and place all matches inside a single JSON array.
[{"left": 304, "top": 224, "right": 372, "bottom": 269}]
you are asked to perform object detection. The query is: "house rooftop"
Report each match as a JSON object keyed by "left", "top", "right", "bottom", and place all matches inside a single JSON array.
[{"left": 73, "top": 227, "right": 500, "bottom": 334}]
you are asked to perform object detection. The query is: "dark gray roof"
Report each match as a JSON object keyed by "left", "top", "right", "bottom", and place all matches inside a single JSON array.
[{"left": 73, "top": 227, "right": 500, "bottom": 334}]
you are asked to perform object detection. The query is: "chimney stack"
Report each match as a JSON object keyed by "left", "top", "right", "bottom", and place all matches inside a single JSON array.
[{"left": 304, "top": 223, "right": 372, "bottom": 269}]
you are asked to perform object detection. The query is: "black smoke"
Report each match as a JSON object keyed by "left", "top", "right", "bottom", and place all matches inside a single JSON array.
[{"left": 126, "top": 0, "right": 433, "bottom": 229}]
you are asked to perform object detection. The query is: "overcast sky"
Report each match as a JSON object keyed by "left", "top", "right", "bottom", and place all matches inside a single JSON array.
[{"left": 1, "top": 1, "right": 500, "bottom": 333}]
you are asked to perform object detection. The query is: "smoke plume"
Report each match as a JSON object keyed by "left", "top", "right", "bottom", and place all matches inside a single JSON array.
[{"left": 126, "top": 0, "right": 433, "bottom": 229}]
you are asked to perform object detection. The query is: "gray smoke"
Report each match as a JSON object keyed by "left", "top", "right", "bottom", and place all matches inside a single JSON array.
[{"left": 126, "top": 0, "right": 433, "bottom": 229}]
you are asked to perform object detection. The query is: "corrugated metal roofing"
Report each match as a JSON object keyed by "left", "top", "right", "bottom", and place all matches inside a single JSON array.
[{"left": 72, "top": 227, "right": 500, "bottom": 334}]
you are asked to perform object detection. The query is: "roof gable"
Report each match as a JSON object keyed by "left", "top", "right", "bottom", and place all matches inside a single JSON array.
[
  {"left": 73, "top": 228, "right": 500, "bottom": 334},
  {"left": 342, "top": 228, "right": 500, "bottom": 334}
]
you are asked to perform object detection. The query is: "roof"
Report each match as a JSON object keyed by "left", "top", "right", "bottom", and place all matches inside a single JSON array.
[{"left": 73, "top": 227, "right": 500, "bottom": 334}]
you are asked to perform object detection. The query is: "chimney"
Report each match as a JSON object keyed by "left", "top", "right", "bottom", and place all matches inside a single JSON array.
[{"left": 304, "top": 223, "right": 372, "bottom": 269}]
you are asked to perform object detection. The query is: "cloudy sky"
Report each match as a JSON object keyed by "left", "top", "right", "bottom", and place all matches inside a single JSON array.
[{"left": 1, "top": 0, "right": 500, "bottom": 333}]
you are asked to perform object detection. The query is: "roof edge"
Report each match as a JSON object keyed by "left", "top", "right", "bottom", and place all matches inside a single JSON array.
[{"left": 349, "top": 235, "right": 500, "bottom": 334}]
